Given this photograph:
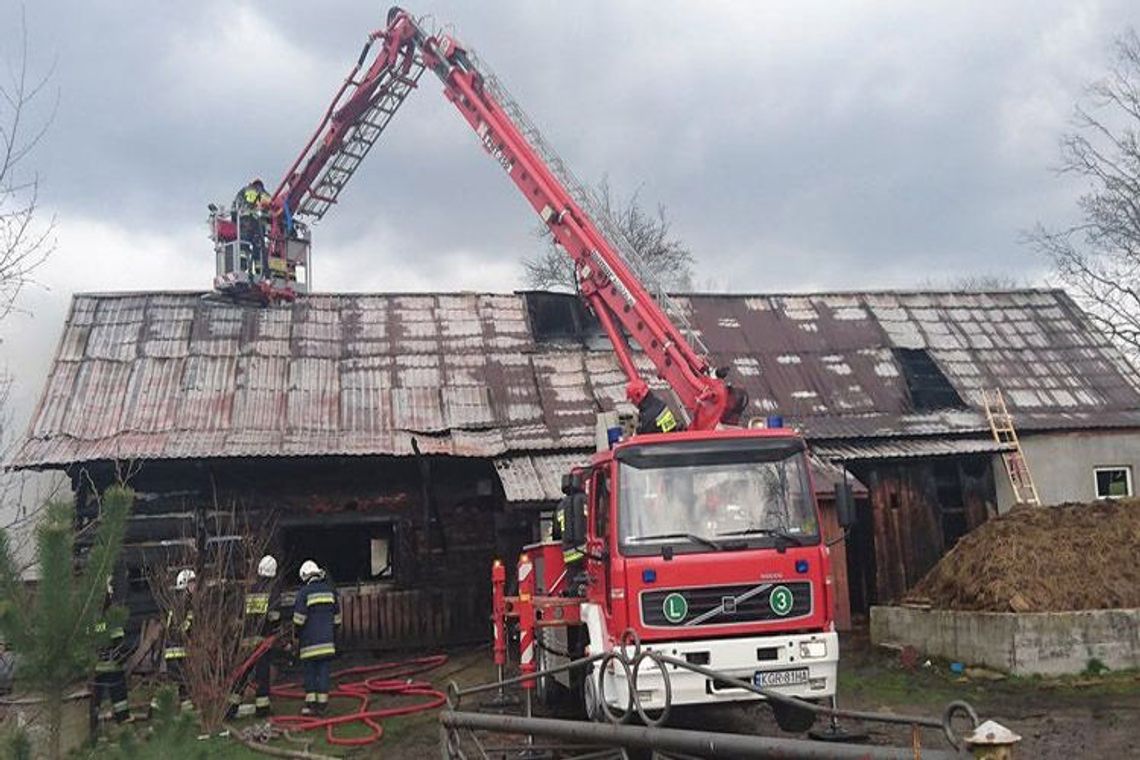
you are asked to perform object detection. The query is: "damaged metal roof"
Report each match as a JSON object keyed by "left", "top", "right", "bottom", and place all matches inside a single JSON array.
[
  {"left": 810, "top": 437, "right": 1012, "bottom": 463},
  {"left": 10, "top": 288, "right": 1140, "bottom": 471}
]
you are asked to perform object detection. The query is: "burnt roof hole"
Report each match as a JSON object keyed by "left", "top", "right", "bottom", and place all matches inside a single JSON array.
[
  {"left": 893, "top": 348, "right": 966, "bottom": 412},
  {"left": 524, "top": 291, "right": 602, "bottom": 346}
]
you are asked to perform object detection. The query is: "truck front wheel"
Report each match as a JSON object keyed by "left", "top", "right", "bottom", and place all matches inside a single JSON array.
[{"left": 771, "top": 699, "right": 817, "bottom": 733}]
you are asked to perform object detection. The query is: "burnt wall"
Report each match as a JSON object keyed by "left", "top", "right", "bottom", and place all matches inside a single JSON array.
[
  {"left": 848, "top": 455, "right": 995, "bottom": 603},
  {"left": 71, "top": 455, "right": 532, "bottom": 649}
]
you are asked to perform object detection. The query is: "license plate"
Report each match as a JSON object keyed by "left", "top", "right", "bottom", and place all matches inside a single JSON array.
[{"left": 754, "top": 667, "right": 809, "bottom": 688}]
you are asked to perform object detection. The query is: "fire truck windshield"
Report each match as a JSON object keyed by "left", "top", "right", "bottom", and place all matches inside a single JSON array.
[{"left": 618, "top": 446, "right": 818, "bottom": 555}]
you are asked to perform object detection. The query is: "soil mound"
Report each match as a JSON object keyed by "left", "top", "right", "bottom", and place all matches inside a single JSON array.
[{"left": 909, "top": 499, "right": 1140, "bottom": 612}]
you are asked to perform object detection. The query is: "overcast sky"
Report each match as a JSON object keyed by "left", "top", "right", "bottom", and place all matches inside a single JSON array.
[{"left": 1, "top": 0, "right": 1138, "bottom": 434}]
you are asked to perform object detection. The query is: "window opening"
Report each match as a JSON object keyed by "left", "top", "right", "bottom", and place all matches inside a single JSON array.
[
  {"left": 1094, "top": 466, "right": 1133, "bottom": 499},
  {"left": 284, "top": 521, "right": 396, "bottom": 584}
]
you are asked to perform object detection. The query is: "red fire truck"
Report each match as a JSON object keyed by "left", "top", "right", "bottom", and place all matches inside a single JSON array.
[{"left": 209, "top": 7, "right": 850, "bottom": 731}]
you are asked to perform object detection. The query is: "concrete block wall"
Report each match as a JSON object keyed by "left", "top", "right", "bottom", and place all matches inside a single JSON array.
[
  {"left": 870, "top": 605, "right": 1140, "bottom": 676},
  {"left": 994, "top": 430, "right": 1140, "bottom": 511}
]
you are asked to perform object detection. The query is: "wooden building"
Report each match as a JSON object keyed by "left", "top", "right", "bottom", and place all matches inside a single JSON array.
[{"left": 11, "top": 288, "right": 1140, "bottom": 641}]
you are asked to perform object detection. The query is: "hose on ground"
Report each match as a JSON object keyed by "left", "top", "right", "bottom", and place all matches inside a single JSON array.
[{"left": 268, "top": 654, "right": 449, "bottom": 747}]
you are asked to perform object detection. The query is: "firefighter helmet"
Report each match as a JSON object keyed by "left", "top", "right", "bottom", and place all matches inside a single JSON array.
[
  {"left": 257, "top": 555, "right": 278, "bottom": 578},
  {"left": 175, "top": 568, "right": 196, "bottom": 591},
  {"left": 299, "top": 560, "right": 321, "bottom": 582}
]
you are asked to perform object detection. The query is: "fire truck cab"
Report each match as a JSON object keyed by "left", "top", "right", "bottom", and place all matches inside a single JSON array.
[{"left": 536, "top": 427, "right": 842, "bottom": 731}]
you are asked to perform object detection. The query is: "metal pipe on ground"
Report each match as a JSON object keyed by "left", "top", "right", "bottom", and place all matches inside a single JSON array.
[{"left": 439, "top": 710, "right": 965, "bottom": 759}]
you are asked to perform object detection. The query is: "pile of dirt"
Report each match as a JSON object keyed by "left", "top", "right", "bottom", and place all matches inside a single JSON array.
[{"left": 909, "top": 499, "right": 1140, "bottom": 612}]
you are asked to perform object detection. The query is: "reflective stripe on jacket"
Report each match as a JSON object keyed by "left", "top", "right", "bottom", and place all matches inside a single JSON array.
[
  {"left": 163, "top": 607, "right": 192, "bottom": 659},
  {"left": 292, "top": 578, "right": 340, "bottom": 660},
  {"left": 94, "top": 618, "right": 127, "bottom": 673},
  {"left": 242, "top": 577, "right": 281, "bottom": 648},
  {"left": 236, "top": 185, "right": 272, "bottom": 215}
]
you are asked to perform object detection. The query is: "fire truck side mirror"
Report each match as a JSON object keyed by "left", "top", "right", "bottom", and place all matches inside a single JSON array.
[
  {"left": 835, "top": 483, "right": 856, "bottom": 529},
  {"left": 561, "top": 493, "right": 587, "bottom": 549}
]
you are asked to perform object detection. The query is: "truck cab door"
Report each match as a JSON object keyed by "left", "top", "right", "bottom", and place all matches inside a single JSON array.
[{"left": 586, "top": 466, "right": 613, "bottom": 615}]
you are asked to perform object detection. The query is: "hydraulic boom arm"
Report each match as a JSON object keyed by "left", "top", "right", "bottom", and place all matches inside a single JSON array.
[{"left": 259, "top": 7, "right": 748, "bottom": 430}]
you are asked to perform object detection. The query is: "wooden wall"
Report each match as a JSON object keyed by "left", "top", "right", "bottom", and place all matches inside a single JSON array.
[
  {"left": 338, "top": 582, "right": 491, "bottom": 650},
  {"left": 848, "top": 455, "right": 996, "bottom": 604},
  {"left": 73, "top": 455, "right": 527, "bottom": 652}
]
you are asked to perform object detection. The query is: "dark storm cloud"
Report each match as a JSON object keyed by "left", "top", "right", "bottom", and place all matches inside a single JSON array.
[
  {"left": 13, "top": 0, "right": 1137, "bottom": 291},
  {"left": 2, "top": 0, "right": 1139, "bottom": 426}
]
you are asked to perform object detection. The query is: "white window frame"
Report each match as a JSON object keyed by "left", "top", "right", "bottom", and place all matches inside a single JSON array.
[{"left": 1093, "top": 466, "right": 1133, "bottom": 500}]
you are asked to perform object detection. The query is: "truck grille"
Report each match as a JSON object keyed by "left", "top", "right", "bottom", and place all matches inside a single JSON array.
[{"left": 641, "top": 581, "right": 812, "bottom": 627}]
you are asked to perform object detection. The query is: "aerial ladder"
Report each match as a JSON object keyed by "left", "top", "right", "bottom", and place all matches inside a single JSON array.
[
  {"left": 211, "top": 7, "right": 845, "bottom": 728},
  {"left": 210, "top": 7, "right": 747, "bottom": 431}
]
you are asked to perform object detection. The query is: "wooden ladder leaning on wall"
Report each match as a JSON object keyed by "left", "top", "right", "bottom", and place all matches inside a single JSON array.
[{"left": 982, "top": 388, "right": 1041, "bottom": 506}]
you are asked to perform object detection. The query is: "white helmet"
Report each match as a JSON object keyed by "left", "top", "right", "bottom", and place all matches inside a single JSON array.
[
  {"left": 299, "top": 560, "right": 321, "bottom": 582},
  {"left": 257, "top": 555, "right": 278, "bottom": 578},
  {"left": 175, "top": 569, "right": 196, "bottom": 591}
]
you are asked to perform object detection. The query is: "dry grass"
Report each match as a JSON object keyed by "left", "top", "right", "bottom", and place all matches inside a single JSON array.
[{"left": 910, "top": 499, "right": 1140, "bottom": 611}]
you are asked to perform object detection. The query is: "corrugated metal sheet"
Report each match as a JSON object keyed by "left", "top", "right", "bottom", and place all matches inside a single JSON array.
[
  {"left": 10, "top": 288, "right": 1140, "bottom": 471},
  {"left": 811, "top": 437, "right": 1009, "bottom": 462},
  {"left": 495, "top": 451, "right": 869, "bottom": 502},
  {"left": 494, "top": 452, "right": 591, "bottom": 503}
]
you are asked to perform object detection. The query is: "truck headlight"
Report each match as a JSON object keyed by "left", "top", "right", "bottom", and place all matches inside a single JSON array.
[{"left": 799, "top": 641, "right": 827, "bottom": 659}]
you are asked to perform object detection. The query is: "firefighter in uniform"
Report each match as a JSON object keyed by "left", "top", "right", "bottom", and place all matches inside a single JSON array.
[
  {"left": 93, "top": 577, "right": 131, "bottom": 723},
  {"left": 229, "top": 555, "right": 281, "bottom": 718},
  {"left": 233, "top": 178, "right": 272, "bottom": 276},
  {"left": 636, "top": 390, "right": 680, "bottom": 435},
  {"left": 153, "top": 568, "right": 195, "bottom": 714},
  {"left": 292, "top": 560, "right": 341, "bottom": 716}
]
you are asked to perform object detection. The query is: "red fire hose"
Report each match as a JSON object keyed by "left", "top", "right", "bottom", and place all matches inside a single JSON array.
[
  {"left": 231, "top": 634, "right": 279, "bottom": 685},
  {"left": 268, "top": 655, "right": 449, "bottom": 747}
]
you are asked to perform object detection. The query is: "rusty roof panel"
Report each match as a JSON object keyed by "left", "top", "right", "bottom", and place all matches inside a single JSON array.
[
  {"left": 10, "top": 289, "right": 1140, "bottom": 469},
  {"left": 30, "top": 362, "right": 79, "bottom": 439},
  {"left": 121, "top": 358, "right": 184, "bottom": 433},
  {"left": 86, "top": 321, "right": 141, "bottom": 362},
  {"left": 391, "top": 387, "right": 445, "bottom": 433},
  {"left": 494, "top": 452, "right": 591, "bottom": 503},
  {"left": 57, "top": 325, "right": 90, "bottom": 362},
  {"left": 179, "top": 355, "right": 236, "bottom": 431},
  {"left": 442, "top": 386, "right": 496, "bottom": 429},
  {"left": 65, "top": 360, "right": 132, "bottom": 439},
  {"left": 812, "top": 437, "right": 1009, "bottom": 462}
]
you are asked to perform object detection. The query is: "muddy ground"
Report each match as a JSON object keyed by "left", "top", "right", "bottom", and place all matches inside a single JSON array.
[{"left": 188, "top": 631, "right": 1140, "bottom": 758}]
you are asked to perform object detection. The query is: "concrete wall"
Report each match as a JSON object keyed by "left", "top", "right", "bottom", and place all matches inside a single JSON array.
[
  {"left": 871, "top": 605, "right": 1140, "bottom": 676},
  {"left": 992, "top": 429, "right": 1140, "bottom": 511}
]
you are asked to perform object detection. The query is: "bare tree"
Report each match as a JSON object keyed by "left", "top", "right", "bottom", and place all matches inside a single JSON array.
[
  {"left": 917, "top": 273, "right": 1026, "bottom": 291},
  {"left": 0, "top": 7, "right": 56, "bottom": 321},
  {"left": 146, "top": 515, "right": 276, "bottom": 733},
  {"left": 523, "top": 178, "right": 695, "bottom": 293},
  {"left": 0, "top": 7, "right": 59, "bottom": 575},
  {"left": 1027, "top": 29, "right": 1140, "bottom": 358}
]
